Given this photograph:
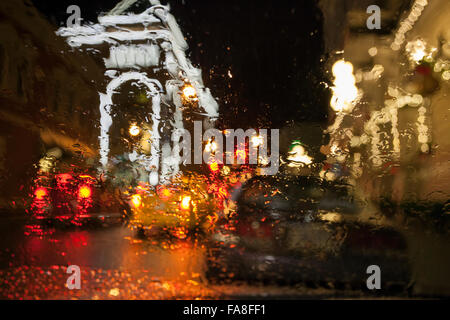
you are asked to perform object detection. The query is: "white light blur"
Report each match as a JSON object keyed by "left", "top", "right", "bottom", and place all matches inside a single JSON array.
[
  {"left": 204, "top": 139, "right": 218, "bottom": 153},
  {"left": 330, "top": 60, "right": 359, "bottom": 113},
  {"left": 251, "top": 135, "right": 264, "bottom": 147},
  {"left": 391, "top": 0, "right": 428, "bottom": 51},
  {"left": 287, "top": 145, "right": 313, "bottom": 166}
]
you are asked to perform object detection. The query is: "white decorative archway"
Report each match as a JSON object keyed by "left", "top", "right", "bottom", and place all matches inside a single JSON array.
[{"left": 99, "top": 71, "right": 163, "bottom": 185}]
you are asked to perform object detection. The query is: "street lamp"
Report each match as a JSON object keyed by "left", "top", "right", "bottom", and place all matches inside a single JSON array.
[
  {"left": 129, "top": 124, "right": 141, "bottom": 136},
  {"left": 182, "top": 84, "right": 198, "bottom": 102}
]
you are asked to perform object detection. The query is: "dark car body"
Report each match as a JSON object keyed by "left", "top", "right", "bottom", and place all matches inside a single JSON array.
[
  {"left": 29, "top": 172, "right": 131, "bottom": 226},
  {"left": 207, "top": 175, "right": 411, "bottom": 291}
]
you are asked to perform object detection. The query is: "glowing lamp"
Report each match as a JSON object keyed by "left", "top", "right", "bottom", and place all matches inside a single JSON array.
[
  {"left": 180, "top": 195, "right": 191, "bottom": 210},
  {"left": 131, "top": 194, "right": 142, "bottom": 208},
  {"left": 129, "top": 124, "right": 141, "bottom": 136},
  {"left": 182, "top": 85, "right": 197, "bottom": 100},
  {"left": 158, "top": 187, "right": 171, "bottom": 200},
  {"left": 209, "top": 161, "right": 219, "bottom": 172}
]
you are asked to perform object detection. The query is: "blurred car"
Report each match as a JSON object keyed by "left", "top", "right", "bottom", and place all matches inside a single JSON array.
[
  {"left": 128, "top": 172, "right": 220, "bottom": 238},
  {"left": 29, "top": 171, "right": 131, "bottom": 226},
  {"left": 207, "top": 175, "right": 411, "bottom": 292}
]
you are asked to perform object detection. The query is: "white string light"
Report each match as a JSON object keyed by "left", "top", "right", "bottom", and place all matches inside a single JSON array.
[{"left": 391, "top": 0, "right": 429, "bottom": 51}]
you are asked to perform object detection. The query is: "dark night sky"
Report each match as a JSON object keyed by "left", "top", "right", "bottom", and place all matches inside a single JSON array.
[{"left": 32, "top": 0, "right": 330, "bottom": 131}]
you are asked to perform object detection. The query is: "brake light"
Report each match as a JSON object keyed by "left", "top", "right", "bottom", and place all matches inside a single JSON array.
[
  {"left": 34, "top": 187, "right": 47, "bottom": 200},
  {"left": 78, "top": 185, "right": 92, "bottom": 199},
  {"left": 131, "top": 194, "right": 142, "bottom": 208},
  {"left": 180, "top": 195, "right": 191, "bottom": 210}
]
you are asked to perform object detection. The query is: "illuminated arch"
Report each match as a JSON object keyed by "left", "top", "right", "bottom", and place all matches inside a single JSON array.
[{"left": 99, "top": 71, "right": 163, "bottom": 184}]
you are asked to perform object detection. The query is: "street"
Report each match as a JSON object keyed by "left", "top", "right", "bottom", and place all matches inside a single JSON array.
[{"left": 0, "top": 211, "right": 448, "bottom": 299}]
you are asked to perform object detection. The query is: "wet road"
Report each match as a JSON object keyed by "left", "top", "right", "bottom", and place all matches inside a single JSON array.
[{"left": 0, "top": 213, "right": 449, "bottom": 299}]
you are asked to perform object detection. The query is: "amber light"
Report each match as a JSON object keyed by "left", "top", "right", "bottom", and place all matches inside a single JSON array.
[
  {"left": 131, "top": 194, "right": 142, "bottom": 208},
  {"left": 209, "top": 161, "right": 219, "bottom": 172},
  {"left": 182, "top": 85, "right": 197, "bottom": 100},
  {"left": 34, "top": 187, "right": 47, "bottom": 200},
  {"left": 180, "top": 195, "right": 191, "bottom": 210},
  {"left": 129, "top": 124, "right": 141, "bottom": 136},
  {"left": 158, "top": 187, "right": 171, "bottom": 200},
  {"left": 78, "top": 185, "right": 92, "bottom": 199}
]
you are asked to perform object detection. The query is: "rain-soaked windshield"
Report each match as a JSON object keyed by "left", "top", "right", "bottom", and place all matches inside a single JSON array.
[{"left": 0, "top": 0, "right": 449, "bottom": 305}]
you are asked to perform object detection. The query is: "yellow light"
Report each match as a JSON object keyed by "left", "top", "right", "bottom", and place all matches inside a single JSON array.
[
  {"left": 332, "top": 60, "right": 353, "bottom": 77},
  {"left": 406, "top": 39, "right": 427, "bottom": 62},
  {"left": 162, "top": 188, "right": 171, "bottom": 197},
  {"left": 78, "top": 185, "right": 92, "bottom": 198},
  {"left": 129, "top": 124, "right": 140, "bottom": 136},
  {"left": 235, "top": 149, "right": 247, "bottom": 162},
  {"left": 158, "top": 187, "right": 171, "bottom": 200},
  {"left": 209, "top": 161, "right": 219, "bottom": 172},
  {"left": 180, "top": 195, "right": 191, "bottom": 210},
  {"left": 131, "top": 194, "right": 142, "bottom": 208},
  {"left": 182, "top": 85, "right": 197, "bottom": 100},
  {"left": 109, "top": 288, "right": 120, "bottom": 297}
]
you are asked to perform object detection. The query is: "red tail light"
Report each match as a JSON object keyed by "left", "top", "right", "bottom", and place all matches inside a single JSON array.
[
  {"left": 180, "top": 195, "right": 191, "bottom": 210},
  {"left": 157, "top": 187, "right": 171, "bottom": 200}
]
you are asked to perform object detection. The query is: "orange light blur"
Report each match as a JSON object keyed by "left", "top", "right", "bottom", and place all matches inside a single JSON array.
[
  {"left": 131, "top": 194, "right": 142, "bottom": 208},
  {"left": 79, "top": 174, "right": 95, "bottom": 180},
  {"left": 180, "top": 195, "right": 191, "bottom": 210},
  {"left": 159, "top": 187, "right": 171, "bottom": 200},
  {"left": 129, "top": 124, "right": 140, "bottom": 136},
  {"left": 209, "top": 161, "right": 219, "bottom": 172},
  {"left": 34, "top": 187, "right": 47, "bottom": 200},
  {"left": 218, "top": 186, "right": 229, "bottom": 199},
  {"left": 173, "top": 228, "right": 187, "bottom": 240},
  {"left": 78, "top": 185, "right": 92, "bottom": 199}
]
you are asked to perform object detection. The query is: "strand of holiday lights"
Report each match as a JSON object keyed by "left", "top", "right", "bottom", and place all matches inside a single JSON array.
[{"left": 391, "top": 0, "right": 429, "bottom": 51}]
